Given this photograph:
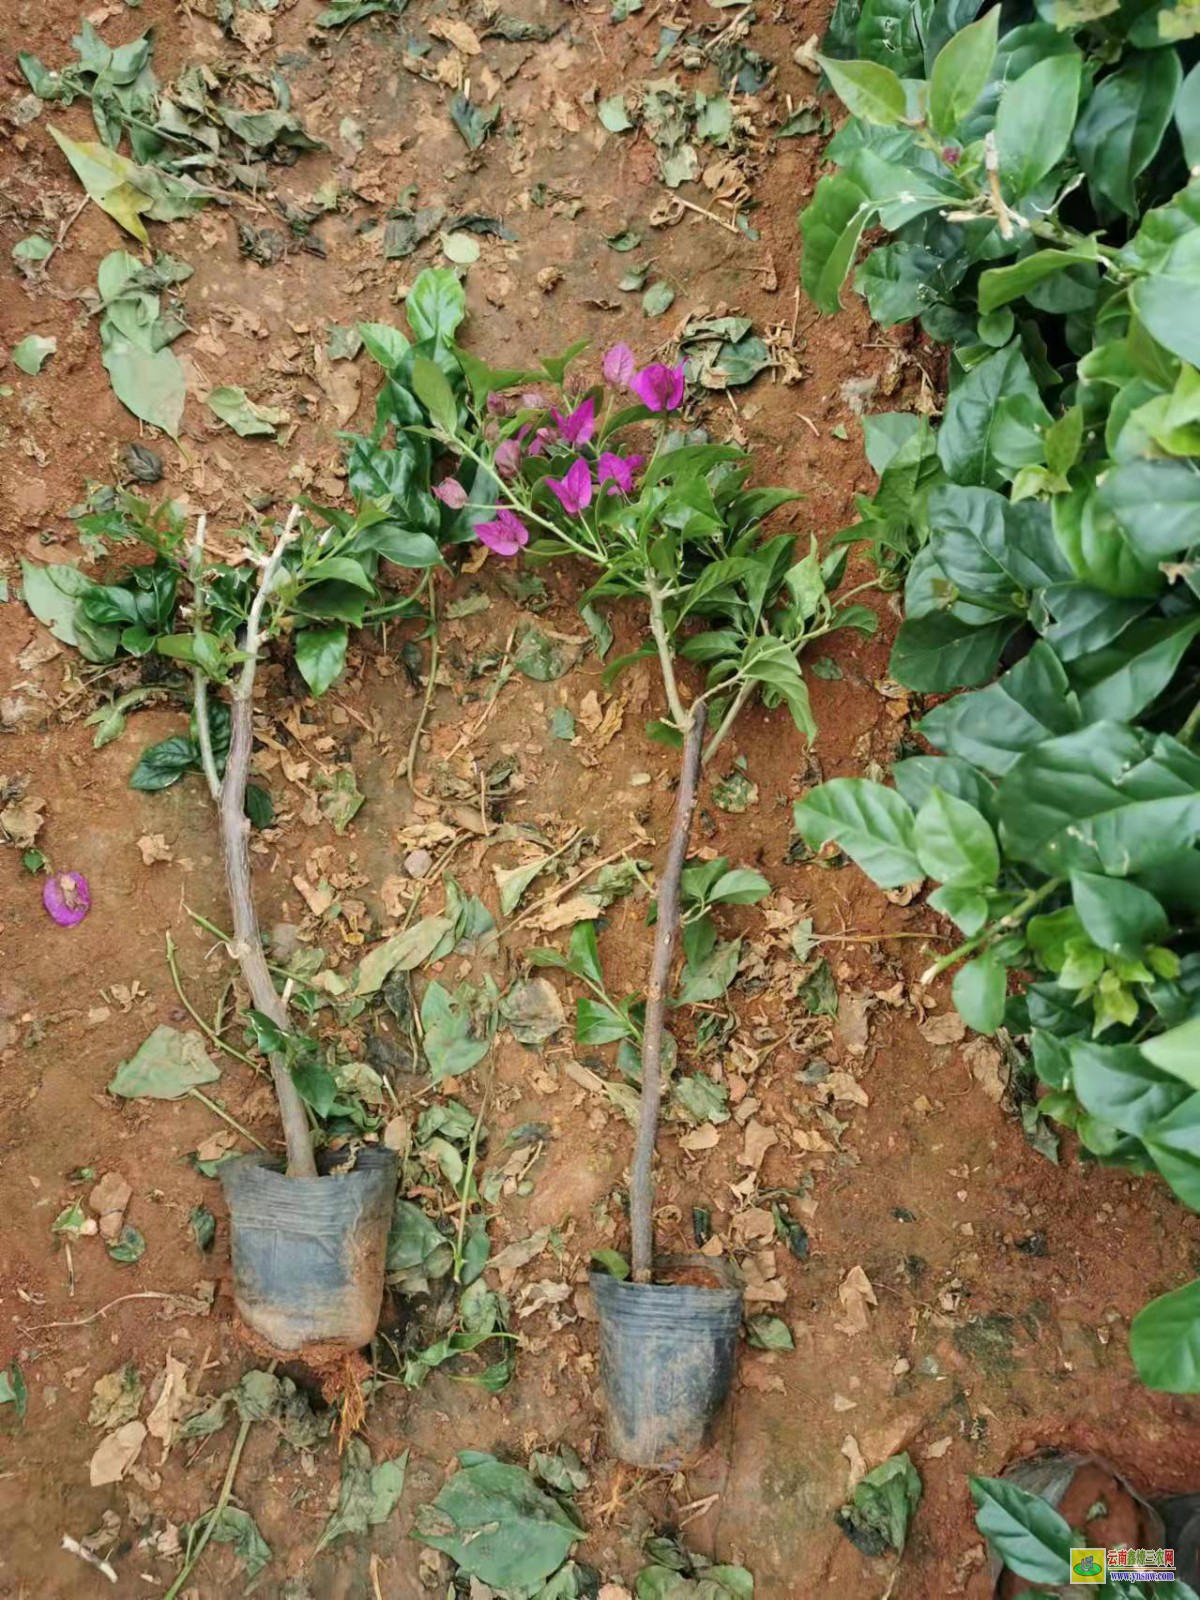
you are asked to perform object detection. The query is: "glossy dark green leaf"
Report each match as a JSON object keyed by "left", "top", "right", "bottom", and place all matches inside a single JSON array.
[
  {"left": 294, "top": 626, "right": 348, "bottom": 697},
  {"left": 794, "top": 779, "right": 920, "bottom": 887},
  {"left": 928, "top": 10, "right": 997, "bottom": 136},
  {"left": 978, "top": 244, "right": 1099, "bottom": 316},
  {"left": 969, "top": 1476, "right": 1073, "bottom": 1586},
  {"left": 406, "top": 267, "right": 466, "bottom": 344},
  {"left": 1070, "top": 1038, "right": 1190, "bottom": 1135},
  {"left": 1074, "top": 49, "right": 1183, "bottom": 217},
  {"left": 129, "top": 733, "right": 198, "bottom": 791},
  {"left": 1070, "top": 870, "right": 1168, "bottom": 956},
  {"left": 919, "top": 642, "right": 1082, "bottom": 776},
  {"left": 800, "top": 173, "right": 871, "bottom": 314},
  {"left": 914, "top": 789, "right": 999, "bottom": 887},
  {"left": 995, "top": 51, "right": 1082, "bottom": 201},
  {"left": 937, "top": 342, "right": 1042, "bottom": 489},
  {"left": 1131, "top": 1278, "right": 1200, "bottom": 1391},
  {"left": 951, "top": 954, "right": 1007, "bottom": 1033},
  {"left": 1143, "top": 1091, "right": 1200, "bottom": 1206},
  {"left": 819, "top": 55, "right": 906, "bottom": 124},
  {"left": 1070, "top": 615, "right": 1200, "bottom": 723},
  {"left": 889, "top": 612, "right": 1020, "bottom": 692}
]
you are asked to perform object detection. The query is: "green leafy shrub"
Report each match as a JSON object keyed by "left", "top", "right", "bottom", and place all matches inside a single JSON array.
[{"left": 797, "top": 0, "right": 1200, "bottom": 1390}]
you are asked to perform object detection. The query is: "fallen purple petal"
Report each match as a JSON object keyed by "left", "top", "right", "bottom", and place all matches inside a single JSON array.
[{"left": 44, "top": 871, "right": 91, "bottom": 927}]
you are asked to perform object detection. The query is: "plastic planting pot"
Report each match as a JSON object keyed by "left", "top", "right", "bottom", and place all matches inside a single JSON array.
[
  {"left": 220, "top": 1147, "right": 397, "bottom": 1355},
  {"left": 590, "top": 1261, "right": 744, "bottom": 1468}
]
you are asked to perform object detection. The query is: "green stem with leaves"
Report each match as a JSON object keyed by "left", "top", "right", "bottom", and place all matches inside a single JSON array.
[{"left": 920, "top": 877, "right": 1064, "bottom": 986}]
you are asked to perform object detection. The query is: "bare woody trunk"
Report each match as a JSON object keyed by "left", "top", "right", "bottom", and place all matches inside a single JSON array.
[
  {"left": 221, "top": 667, "right": 317, "bottom": 1177},
  {"left": 630, "top": 703, "right": 707, "bottom": 1283}
]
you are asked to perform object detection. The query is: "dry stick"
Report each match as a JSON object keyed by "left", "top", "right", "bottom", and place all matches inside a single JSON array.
[
  {"left": 219, "top": 507, "right": 316, "bottom": 1177},
  {"left": 630, "top": 703, "right": 708, "bottom": 1284}
]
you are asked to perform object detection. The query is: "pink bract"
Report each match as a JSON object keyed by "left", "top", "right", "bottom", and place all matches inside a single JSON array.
[
  {"left": 474, "top": 508, "right": 530, "bottom": 557},
  {"left": 551, "top": 396, "right": 596, "bottom": 446},
  {"left": 602, "top": 343, "right": 636, "bottom": 387},
  {"left": 43, "top": 871, "right": 90, "bottom": 927},
  {"left": 630, "top": 362, "right": 686, "bottom": 413},
  {"left": 433, "top": 478, "right": 469, "bottom": 508},
  {"left": 494, "top": 439, "right": 522, "bottom": 480},
  {"left": 598, "top": 451, "right": 644, "bottom": 495},
  {"left": 546, "top": 457, "right": 593, "bottom": 516}
]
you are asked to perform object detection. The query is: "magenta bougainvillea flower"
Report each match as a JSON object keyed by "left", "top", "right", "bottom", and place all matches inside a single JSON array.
[
  {"left": 546, "top": 457, "right": 593, "bottom": 515},
  {"left": 493, "top": 439, "right": 522, "bottom": 480},
  {"left": 475, "top": 508, "right": 530, "bottom": 557},
  {"left": 523, "top": 425, "right": 557, "bottom": 457},
  {"left": 433, "top": 478, "right": 468, "bottom": 508},
  {"left": 602, "top": 343, "right": 636, "bottom": 387},
  {"left": 598, "top": 451, "right": 644, "bottom": 495},
  {"left": 551, "top": 396, "right": 596, "bottom": 445},
  {"left": 631, "top": 362, "right": 686, "bottom": 413},
  {"left": 44, "top": 871, "right": 90, "bottom": 927}
]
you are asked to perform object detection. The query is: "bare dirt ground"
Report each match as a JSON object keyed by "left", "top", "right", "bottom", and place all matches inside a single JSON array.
[{"left": 3, "top": 2, "right": 1200, "bottom": 1597}]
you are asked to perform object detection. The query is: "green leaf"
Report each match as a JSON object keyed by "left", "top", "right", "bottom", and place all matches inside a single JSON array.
[
  {"left": 354, "top": 915, "right": 455, "bottom": 995},
  {"left": 997, "top": 723, "right": 1200, "bottom": 876},
  {"left": 1075, "top": 49, "right": 1183, "bottom": 217},
  {"left": 317, "top": 1439, "right": 408, "bottom": 1551},
  {"left": 108, "top": 1025, "right": 220, "bottom": 1098},
  {"left": 671, "top": 1072, "right": 731, "bottom": 1124},
  {"left": 969, "top": 1475, "right": 1073, "bottom": 1586},
  {"left": 1131, "top": 1278, "right": 1200, "bottom": 1391},
  {"left": 1097, "top": 460, "right": 1200, "bottom": 561},
  {"left": 49, "top": 126, "right": 153, "bottom": 243},
  {"left": 928, "top": 10, "right": 998, "bottom": 137},
  {"left": 129, "top": 733, "right": 199, "bottom": 791},
  {"left": 978, "top": 245, "right": 1100, "bottom": 315},
  {"left": 678, "top": 938, "right": 741, "bottom": 1004},
  {"left": 107, "top": 1224, "right": 145, "bottom": 1264},
  {"left": 422, "top": 980, "right": 495, "bottom": 1080},
  {"left": 914, "top": 789, "right": 999, "bottom": 888},
  {"left": 196, "top": 1508, "right": 272, "bottom": 1580},
  {"left": 406, "top": 267, "right": 466, "bottom": 344},
  {"left": 295, "top": 626, "right": 348, "bottom": 697},
  {"left": 575, "top": 996, "right": 635, "bottom": 1045},
  {"left": 450, "top": 92, "right": 500, "bottom": 150},
  {"left": 707, "top": 867, "right": 772, "bottom": 905},
  {"left": 206, "top": 386, "right": 285, "bottom": 438},
  {"left": 1177, "top": 61, "right": 1200, "bottom": 168},
  {"left": 599, "top": 93, "right": 634, "bottom": 132},
  {"left": 845, "top": 1454, "right": 922, "bottom": 1555},
  {"left": 413, "top": 1453, "right": 580, "bottom": 1591},
  {"left": 799, "top": 173, "right": 871, "bottom": 314},
  {"left": 358, "top": 321, "right": 409, "bottom": 369},
  {"left": 951, "top": 955, "right": 1006, "bottom": 1034},
  {"left": 890, "top": 613, "right": 1020, "bottom": 693},
  {"left": 995, "top": 51, "right": 1082, "bottom": 201},
  {"left": 643, "top": 280, "right": 676, "bottom": 318},
  {"left": 12, "top": 335, "right": 56, "bottom": 375},
  {"left": 1142, "top": 1091, "right": 1200, "bottom": 1205},
  {"left": 794, "top": 779, "right": 921, "bottom": 888},
  {"left": 928, "top": 884, "right": 989, "bottom": 934},
  {"left": 1069, "top": 870, "right": 1167, "bottom": 956},
  {"left": 1143, "top": 1019, "right": 1200, "bottom": 1088},
  {"left": 818, "top": 55, "right": 906, "bottom": 125},
  {"left": 411, "top": 354, "right": 458, "bottom": 433},
  {"left": 13, "top": 234, "right": 52, "bottom": 268},
  {"left": 0, "top": 1363, "right": 28, "bottom": 1425},
  {"left": 1071, "top": 1039, "right": 1191, "bottom": 1134},
  {"left": 591, "top": 1249, "right": 631, "bottom": 1279},
  {"left": 746, "top": 1314, "right": 794, "bottom": 1350},
  {"left": 101, "top": 328, "right": 186, "bottom": 437},
  {"left": 937, "top": 342, "right": 1041, "bottom": 489},
  {"left": 799, "top": 956, "right": 839, "bottom": 1017}
]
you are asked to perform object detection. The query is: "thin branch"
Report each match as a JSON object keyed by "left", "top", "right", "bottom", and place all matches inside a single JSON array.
[
  {"left": 630, "top": 704, "right": 708, "bottom": 1282},
  {"left": 702, "top": 677, "right": 755, "bottom": 767},
  {"left": 646, "top": 571, "right": 692, "bottom": 732},
  {"left": 163, "top": 1414, "right": 254, "bottom": 1600},
  {"left": 189, "top": 515, "right": 221, "bottom": 803},
  {"left": 220, "top": 506, "right": 315, "bottom": 1176},
  {"left": 401, "top": 580, "right": 439, "bottom": 792}
]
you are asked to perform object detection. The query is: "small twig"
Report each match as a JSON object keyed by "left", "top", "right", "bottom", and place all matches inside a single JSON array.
[
  {"left": 40, "top": 194, "right": 89, "bottom": 272},
  {"left": 453, "top": 1074, "right": 492, "bottom": 1284},
  {"left": 22, "top": 1290, "right": 211, "bottom": 1332},
  {"left": 702, "top": 677, "right": 755, "bottom": 767},
  {"left": 188, "top": 1088, "right": 268, "bottom": 1152},
  {"left": 675, "top": 196, "right": 743, "bottom": 236},
  {"left": 506, "top": 841, "right": 642, "bottom": 934},
  {"left": 631, "top": 704, "right": 707, "bottom": 1282},
  {"left": 165, "top": 933, "right": 263, "bottom": 1071},
  {"left": 60, "top": 1537, "right": 117, "bottom": 1584},
  {"left": 163, "top": 1413, "right": 254, "bottom": 1600},
  {"left": 401, "top": 582, "right": 440, "bottom": 792},
  {"left": 190, "top": 515, "right": 221, "bottom": 803},
  {"left": 645, "top": 571, "right": 692, "bottom": 732}
]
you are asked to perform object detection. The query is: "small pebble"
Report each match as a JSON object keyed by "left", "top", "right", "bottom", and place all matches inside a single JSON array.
[{"left": 404, "top": 848, "right": 434, "bottom": 878}]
